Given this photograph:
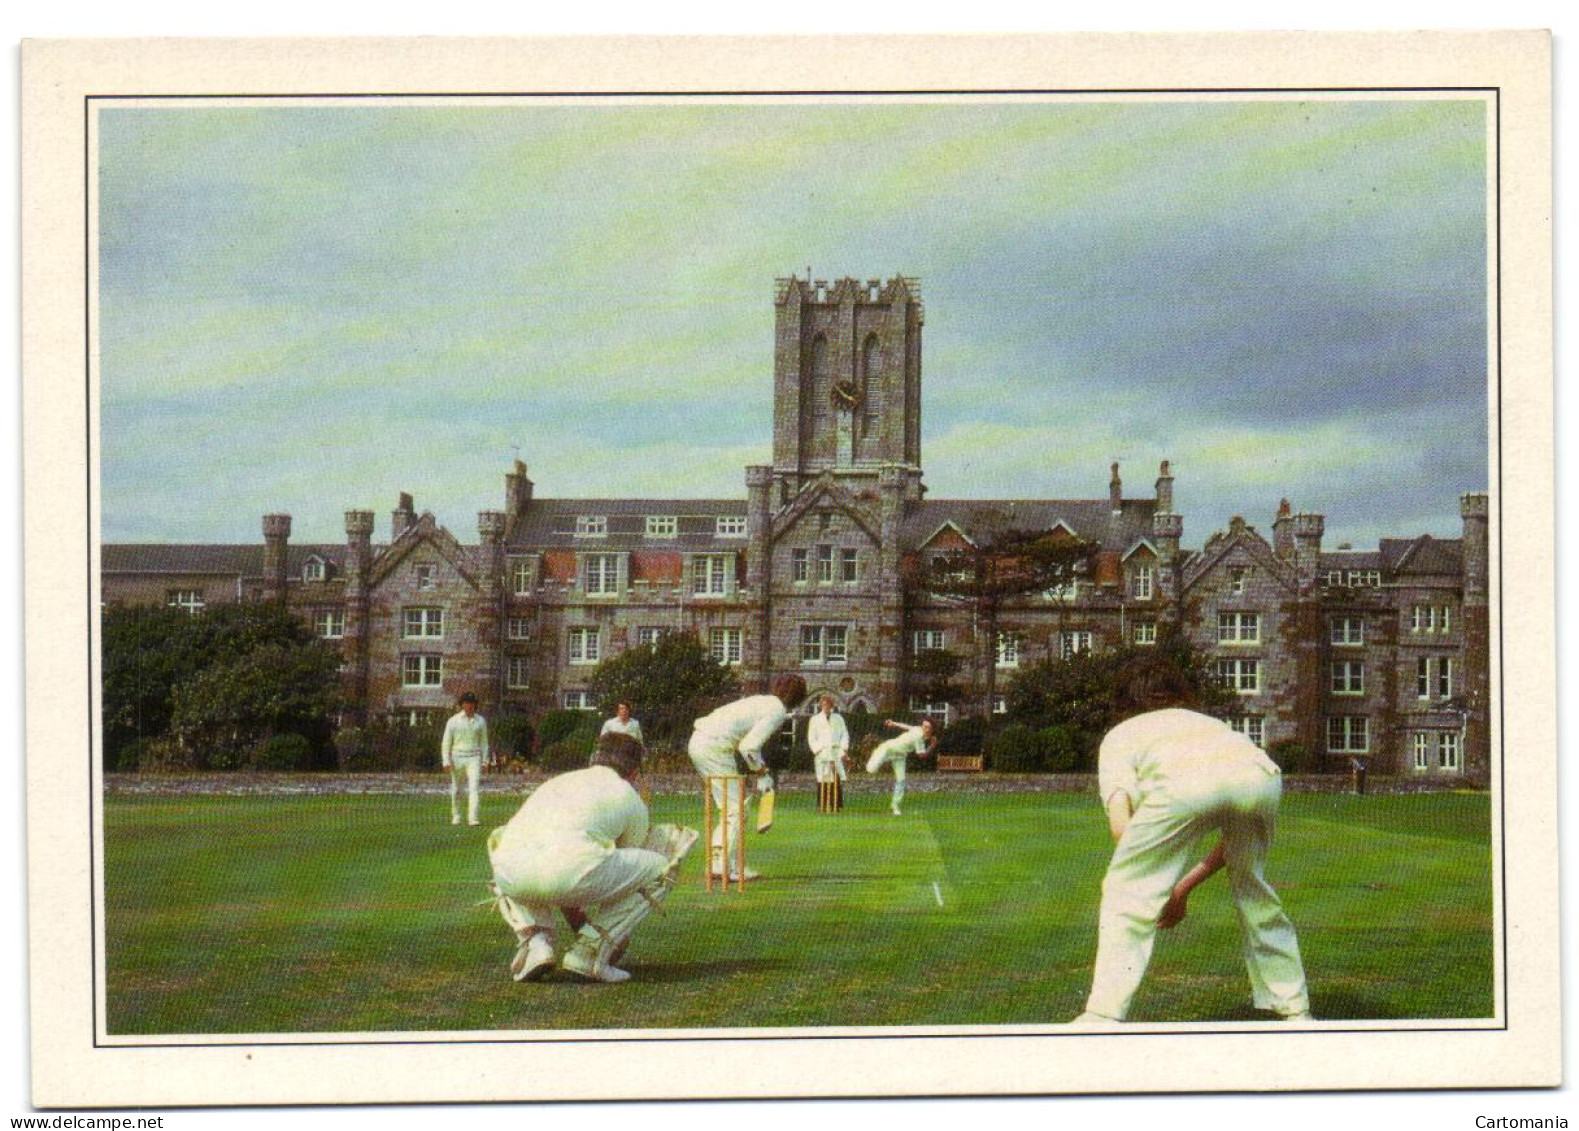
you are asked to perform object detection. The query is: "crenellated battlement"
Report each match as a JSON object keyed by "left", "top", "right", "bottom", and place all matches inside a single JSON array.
[
  {"left": 774, "top": 273, "right": 923, "bottom": 315},
  {"left": 262, "top": 514, "right": 292, "bottom": 540}
]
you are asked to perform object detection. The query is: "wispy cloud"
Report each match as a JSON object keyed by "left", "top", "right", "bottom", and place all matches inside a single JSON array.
[{"left": 97, "top": 99, "right": 1488, "bottom": 546}]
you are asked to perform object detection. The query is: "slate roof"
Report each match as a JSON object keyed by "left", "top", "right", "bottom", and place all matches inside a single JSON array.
[
  {"left": 898, "top": 498, "right": 1158, "bottom": 552},
  {"left": 1318, "top": 550, "right": 1384, "bottom": 571},
  {"left": 505, "top": 498, "right": 750, "bottom": 552},
  {"left": 1380, "top": 536, "right": 1463, "bottom": 575},
  {"left": 101, "top": 544, "right": 349, "bottom": 575}
]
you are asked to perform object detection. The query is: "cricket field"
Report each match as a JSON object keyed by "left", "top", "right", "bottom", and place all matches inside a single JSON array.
[{"left": 102, "top": 778, "right": 1494, "bottom": 1033}]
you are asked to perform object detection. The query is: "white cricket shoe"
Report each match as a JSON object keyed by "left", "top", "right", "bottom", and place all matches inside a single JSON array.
[
  {"left": 561, "top": 946, "right": 632, "bottom": 984},
  {"left": 710, "top": 867, "right": 761, "bottom": 882},
  {"left": 1278, "top": 1010, "right": 1314, "bottom": 1022},
  {"left": 510, "top": 933, "right": 555, "bottom": 983}
]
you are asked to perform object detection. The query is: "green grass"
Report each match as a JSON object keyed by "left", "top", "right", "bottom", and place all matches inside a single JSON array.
[{"left": 102, "top": 788, "right": 1494, "bottom": 1033}]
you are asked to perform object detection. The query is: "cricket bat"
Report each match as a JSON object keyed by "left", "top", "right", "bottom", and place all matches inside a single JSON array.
[{"left": 756, "top": 788, "right": 775, "bottom": 833}]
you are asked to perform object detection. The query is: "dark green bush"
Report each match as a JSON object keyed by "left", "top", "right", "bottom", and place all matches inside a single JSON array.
[
  {"left": 114, "top": 736, "right": 159, "bottom": 772},
  {"left": 137, "top": 737, "right": 196, "bottom": 773},
  {"left": 490, "top": 713, "right": 535, "bottom": 762},
  {"left": 336, "top": 719, "right": 446, "bottom": 771},
  {"left": 987, "top": 723, "right": 1042, "bottom": 772},
  {"left": 538, "top": 709, "right": 598, "bottom": 747},
  {"left": 1268, "top": 739, "right": 1318, "bottom": 774},
  {"left": 249, "top": 733, "right": 313, "bottom": 771},
  {"left": 1039, "top": 724, "right": 1089, "bottom": 773},
  {"left": 936, "top": 715, "right": 989, "bottom": 756}
]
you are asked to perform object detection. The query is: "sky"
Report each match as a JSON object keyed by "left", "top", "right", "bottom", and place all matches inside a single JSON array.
[{"left": 96, "top": 97, "right": 1489, "bottom": 549}]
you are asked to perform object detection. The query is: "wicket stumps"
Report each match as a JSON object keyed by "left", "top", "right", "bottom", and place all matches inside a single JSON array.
[
  {"left": 818, "top": 778, "right": 841, "bottom": 813},
  {"left": 703, "top": 774, "right": 746, "bottom": 892}
]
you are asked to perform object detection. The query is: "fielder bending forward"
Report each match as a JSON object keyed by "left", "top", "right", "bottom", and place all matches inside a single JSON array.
[
  {"left": 1076, "top": 657, "right": 1311, "bottom": 1024},
  {"left": 486, "top": 732, "right": 698, "bottom": 984},
  {"left": 865, "top": 718, "right": 937, "bottom": 816},
  {"left": 686, "top": 675, "right": 807, "bottom": 881}
]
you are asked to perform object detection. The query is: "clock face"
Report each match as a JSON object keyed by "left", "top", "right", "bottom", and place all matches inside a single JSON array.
[{"left": 832, "top": 380, "right": 860, "bottom": 409}]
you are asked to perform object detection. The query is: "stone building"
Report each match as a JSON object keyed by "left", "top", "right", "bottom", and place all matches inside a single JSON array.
[{"left": 101, "top": 274, "right": 1491, "bottom": 778}]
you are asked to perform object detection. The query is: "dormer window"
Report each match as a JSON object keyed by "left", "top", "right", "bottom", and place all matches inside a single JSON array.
[
  {"left": 303, "top": 557, "right": 326, "bottom": 582},
  {"left": 716, "top": 516, "right": 747, "bottom": 538},
  {"left": 575, "top": 516, "right": 608, "bottom": 537},
  {"left": 645, "top": 516, "right": 677, "bottom": 538},
  {"left": 1132, "top": 564, "right": 1154, "bottom": 600}
]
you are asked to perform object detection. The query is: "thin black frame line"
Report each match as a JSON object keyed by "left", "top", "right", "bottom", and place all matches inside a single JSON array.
[
  {"left": 98, "top": 1018, "right": 1507, "bottom": 1051},
  {"left": 83, "top": 85, "right": 1509, "bottom": 1054},
  {"left": 1494, "top": 88, "right": 1508, "bottom": 1030},
  {"left": 84, "top": 93, "right": 99, "bottom": 1045}
]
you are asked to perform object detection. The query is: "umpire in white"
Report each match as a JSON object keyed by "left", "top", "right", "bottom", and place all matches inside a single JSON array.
[{"left": 807, "top": 694, "right": 850, "bottom": 809}]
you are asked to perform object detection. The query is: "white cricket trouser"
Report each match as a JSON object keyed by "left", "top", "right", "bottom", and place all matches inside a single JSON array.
[
  {"left": 866, "top": 740, "right": 909, "bottom": 811},
  {"left": 489, "top": 833, "right": 668, "bottom": 944},
  {"left": 1084, "top": 763, "right": 1310, "bottom": 1021},
  {"left": 814, "top": 754, "right": 849, "bottom": 784},
  {"left": 449, "top": 754, "right": 482, "bottom": 824},
  {"left": 688, "top": 734, "right": 750, "bottom": 876}
]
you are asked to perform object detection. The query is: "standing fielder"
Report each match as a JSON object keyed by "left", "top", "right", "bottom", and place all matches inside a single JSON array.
[
  {"left": 686, "top": 675, "right": 807, "bottom": 881},
  {"left": 1076, "top": 657, "right": 1311, "bottom": 1024},
  {"left": 865, "top": 718, "right": 937, "bottom": 816},
  {"left": 486, "top": 733, "right": 698, "bottom": 984},
  {"left": 807, "top": 695, "right": 850, "bottom": 810},
  {"left": 441, "top": 691, "right": 490, "bottom": 826},
  {"left": 600, "top": 701, "right": 644, "bottom": 745}
]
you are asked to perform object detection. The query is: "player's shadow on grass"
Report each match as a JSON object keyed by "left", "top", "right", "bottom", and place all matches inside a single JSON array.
[
  {"left": 1211, "top": 992, "right": 1405, "bottom": 1021},
  {"left": 626, "top": 960, "right": 791, "bottom": 984}
]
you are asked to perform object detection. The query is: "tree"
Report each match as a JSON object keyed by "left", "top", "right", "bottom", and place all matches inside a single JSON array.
[
  {"left": 171, "top": 640, "right": 342, "bottom": 769},
  {"left": 586, "top": 632, "right": 740, "bottom": 747},
  {"left": 100, "top": 601, "right": 332, "bottom": 769},
  {"left": 914, "top": 514, "right": 1099, "bottom": 720},
  {"left": 1002, "top": 627, "right": 1235, "bottom": 770}
]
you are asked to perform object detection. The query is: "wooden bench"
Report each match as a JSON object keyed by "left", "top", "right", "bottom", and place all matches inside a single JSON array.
[{"left": 935, "top": 754, "right": 985, "bottom": 773}]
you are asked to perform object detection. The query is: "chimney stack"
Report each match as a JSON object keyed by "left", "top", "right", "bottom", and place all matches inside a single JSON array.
[
  {"left": 262, "top": 513, "right": 292, "bottom": 604},
  {"left": 1272, "top": 499, "right": 1294, "bottom": 560},
  {"left": 506, "top": 459, "right": 535, "bottom": 515}
]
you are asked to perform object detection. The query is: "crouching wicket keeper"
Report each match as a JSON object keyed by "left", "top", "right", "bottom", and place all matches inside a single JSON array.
[{"left": 484, "top": 732, "right": 699, "bottom": 984}]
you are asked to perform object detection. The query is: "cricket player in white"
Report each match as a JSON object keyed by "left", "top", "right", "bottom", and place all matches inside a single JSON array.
[
  {"left": 865, "top": 718, "right": 937, "bottom": 816},
  {"left": 686, "top": 675, "right": 806, "bottom": 881},
  {"left": 486, "top": 733, "right": 698, "bottom": 984},
  {"left": 600, "top": 701, "right": 643, "bottom": 745},
  {"left": 807, "top": 695, "right": 850, "bottom": 797},
  {"left": 1077, "top": 658, "right": 1311, "bottom": 1024},
  {"left": 441, "top": 692, "right": 489, "bottom": 826}
]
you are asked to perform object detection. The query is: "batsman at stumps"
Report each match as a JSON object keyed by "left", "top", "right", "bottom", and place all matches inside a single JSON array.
[{"left": 686, "top": 674, "right": 807, "bottom": 882}]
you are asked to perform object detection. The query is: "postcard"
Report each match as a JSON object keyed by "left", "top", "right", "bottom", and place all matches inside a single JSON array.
[{"left": 20, "top": 32, "right": 1555, "bottom": 1107}]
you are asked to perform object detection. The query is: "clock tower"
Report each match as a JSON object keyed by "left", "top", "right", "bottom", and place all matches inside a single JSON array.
[{"left": 770, "top": 274, "right": 924, "bottom": 499}]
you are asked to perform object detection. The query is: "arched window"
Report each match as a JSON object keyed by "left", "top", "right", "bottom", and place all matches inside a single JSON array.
[
  {"left": 802, "top": 334, "right": 828, "bottom": 460},
  {"left": 860, "top": 334, "right": 881, "bottom": 438}
]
